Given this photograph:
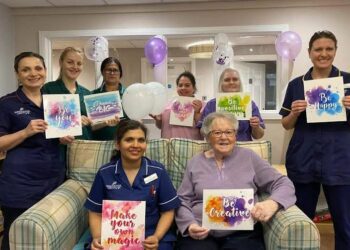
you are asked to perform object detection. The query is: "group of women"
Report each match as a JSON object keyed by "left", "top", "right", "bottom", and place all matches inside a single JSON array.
[{"left": 0, "top": 29, "right": 349, "bottom": 250}]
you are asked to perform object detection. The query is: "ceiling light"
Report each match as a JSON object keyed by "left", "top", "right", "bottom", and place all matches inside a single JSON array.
[{"left": 188, "top": 44, "right": 214, "bottom": 59}]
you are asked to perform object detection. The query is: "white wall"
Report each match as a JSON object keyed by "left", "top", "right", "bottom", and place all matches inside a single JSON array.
[
  {"left": 11, "top": 0, "right": 350, "bottom": 164},
  {"left": 0, "top": 3, "right": 15, "bottom": 96}
]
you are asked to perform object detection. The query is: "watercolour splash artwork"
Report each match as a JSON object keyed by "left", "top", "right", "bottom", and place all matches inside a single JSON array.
[
  {"left": 84, "top": 91, "right": 123, "bottom": 124},
  {"left": 101, "top": 200, "right": 145, "bottom": 250},
  {"left": 304, "top": 76, "right": 346, "bottom": 123},
  {"left": 202, "top": 189, "right": 254, "bottom": 230},
  {"left": 169, "top": 96, "right": 195, "bottom": 127},
  {"left": 43, "top": 94, "right": 82, "bottom": 139},
  {"left": 216, "top": 93, "right": 252, "bottom": 120}
]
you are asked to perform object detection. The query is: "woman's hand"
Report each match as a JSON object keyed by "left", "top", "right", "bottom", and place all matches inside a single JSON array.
[
  {"left": 59, "top": 135, "right": 75, "bottom": 145},
  {"left": 192, "top": 99, "right": 202, "bottom": 114},
  {"left": 290, "top": 100, "right": 307, "bottom": 116},
  {"left": 81, "top": 115, "right": 92, "bottom": 126},
  {"left": 188, "top": 223, "right": 209, "bottom": 240},
  {"left": 90, "top": 238, "right": 103, "bottom": 250},
  {"left": 343, "top": 95, "right": 350, "bottom": 109},
  {"left": 251, "top": 200, "right": 280, "bottom": 222},
  {"left": 143, "top": 235, "right": 159, "bottom": 250},
  {"left": 249, "top": 116, "right": 260, "bottom": 128},
  {"left": 24, "top": 119, "right": 48, "bottom": 137},
  {"left": 149, "top": 114, "right": 161, "bottom": 122},
  {"left": 105, "top": 116, "right": 120, "bottom": 127}
]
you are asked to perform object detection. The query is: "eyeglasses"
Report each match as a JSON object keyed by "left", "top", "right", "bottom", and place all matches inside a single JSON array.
[
  {"left": 209, "top": 129, "right": 236, "bottom": 138},
  {"left": 105, "top": 69, "right": 120, "bottom": 74}
]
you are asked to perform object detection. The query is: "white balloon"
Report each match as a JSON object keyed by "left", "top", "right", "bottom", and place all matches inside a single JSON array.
[
  {"left": 214, "top": 33, "right": 229, "bottom": 46},
  {"left": 145, "top": 82, "right": 167, "bottom": 115},
  {"left": 212, "top": 44, "right": 233, "bottom": 66},
  {"left": 84, "top": 36, "right": 109, "bottom": 62},
  {"left": 122, "top": 83, "right": 154, "bottom": 120}
]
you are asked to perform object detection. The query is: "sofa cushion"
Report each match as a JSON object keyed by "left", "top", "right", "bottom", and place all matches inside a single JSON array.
[
  {"left": 168, "top": 139, "right": 271, "bottom": 189},
  {"left": 67, "top": 139, "right": 169, "bottom": 193}
]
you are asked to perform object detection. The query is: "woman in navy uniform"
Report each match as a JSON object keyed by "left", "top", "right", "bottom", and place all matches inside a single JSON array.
[
  {"left": 280, "top": 30, "right": 350, "bottom": 250},
  {"left": 85, "top": 120, "right": 180, "bottom": 250},
  {"left": 0, "top": 52, "right": 65, "bottom": 250}
]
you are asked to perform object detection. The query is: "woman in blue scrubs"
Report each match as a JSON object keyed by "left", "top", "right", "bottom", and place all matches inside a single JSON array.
[
  {"left": 0, "top": 52, "right": 65, "bottom": 250},
  {"left": 85, "top": 120, "right": 180, "bottom": 250},
  {"left": 280, "top": 30, "right": 350, "bottom": 250}
]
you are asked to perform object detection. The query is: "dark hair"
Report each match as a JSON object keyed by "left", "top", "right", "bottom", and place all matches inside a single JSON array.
[
  {"left": 100, "top": 57, "right": 123, "bottom": 78},
  {"left": 14, "top": 52, "right": 46, "bottom": 73},
  {"left": 176, "top": 71, "right": 197, "bottom": 92},
  {"left": 111, "top": 120, "right": 148, "bottom": 160},
  {"left": 309, "top": 30, "right": 338, "bottom": 50}
]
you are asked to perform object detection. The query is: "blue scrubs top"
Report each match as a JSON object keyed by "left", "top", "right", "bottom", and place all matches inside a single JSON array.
[
  {"left": 85, "top": 156, "right": 180, "bottom": 241},
  {"left": 280, "top": 66, "right": 350, "bottom": 185},
  {"left": 0, "top": 87, "right": 65, "bottom": 208},
  {"left": 197, "top": 98, "right": 265, "bottom": 141}
]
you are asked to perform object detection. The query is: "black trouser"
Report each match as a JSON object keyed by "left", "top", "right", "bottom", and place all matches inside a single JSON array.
[{"left": 1, "top": 206, "right": 27, "bottom": 250}]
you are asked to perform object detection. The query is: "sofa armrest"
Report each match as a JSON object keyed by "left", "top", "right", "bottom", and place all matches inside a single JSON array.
[
  {"left": 263, "top": 205, "right": 320, "bottom": 250},
  {"left": 9, "top": 179, "right": 88, "bottom": 250}
]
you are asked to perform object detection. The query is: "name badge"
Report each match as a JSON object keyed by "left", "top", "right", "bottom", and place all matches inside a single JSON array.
[{"left": 144, "top": 173, "right": 158, "bottom": 184}]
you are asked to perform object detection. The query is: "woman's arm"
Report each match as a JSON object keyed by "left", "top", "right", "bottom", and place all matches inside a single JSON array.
[
  {"left": 192, "top": 99, "right": 203, "bottom": 124},
  {"left": 143, "top": 210, "right": 175, "bottom": 250},
  {"left": 88, "top": 211, "right": 103, "bottom": 250},
  {"left": 250, "top": 116, "right": 264, "bottom": 139},
  {"left": 281, "top": 100, "right": 307, "bottom": 130},
  {"left": 0, "top": 119, "right": 47, "bottom": 151}
]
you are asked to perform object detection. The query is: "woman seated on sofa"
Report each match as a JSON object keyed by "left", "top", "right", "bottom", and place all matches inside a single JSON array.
[
  {"left": 175, "top": 112, "right": 296, "bottom": 250},
  {"left": 84, "top": 119, "right": 180, "bottom": 250}
]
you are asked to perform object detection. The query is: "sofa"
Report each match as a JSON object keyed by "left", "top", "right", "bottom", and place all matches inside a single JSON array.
[{"left": 9, "top": 139, "right": 320, "bottom": 250}]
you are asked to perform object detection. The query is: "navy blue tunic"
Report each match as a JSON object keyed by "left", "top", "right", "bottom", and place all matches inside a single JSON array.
[
  {"left": 0, "top": 87, "right": 65, "bottom": 208},
  {"left": 280, "top": 66, "right": 350, "bottom": 185},
  {"left": 85, "top": 156, "right": 180, "bottom": 241}
]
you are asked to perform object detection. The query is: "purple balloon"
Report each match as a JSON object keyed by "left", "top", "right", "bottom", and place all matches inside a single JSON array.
[
  {"left": 144, "top": 37, "right": 167, "bottom": 65},
  {"left": 275, "top": 31, "right": 302, "bottom": 60}
]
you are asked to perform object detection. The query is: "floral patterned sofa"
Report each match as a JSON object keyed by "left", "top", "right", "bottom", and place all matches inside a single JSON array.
[{"left": 9, "top": 139, "right": 320, "bottom": 250}]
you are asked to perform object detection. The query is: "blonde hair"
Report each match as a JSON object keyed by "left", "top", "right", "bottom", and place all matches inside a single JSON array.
[
  {"left": 218, "top": 68, "right": 242, "bottom": 92},
  {"left": 57, "top": 47, "right": 84, "bottom": 80}
]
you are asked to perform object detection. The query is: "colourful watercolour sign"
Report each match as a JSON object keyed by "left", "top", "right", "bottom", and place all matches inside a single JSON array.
[
  {"left": 169, "top": 96, "right": 195, "bottom": 127},
  {"left": 216, "top": 93, "right": 252, "bottom": 120},
  {"left": 101, "top": 200, "right": 145, "bottom": 250},
  {"left": 84, "top": 91, "right": 123, "bottom": 124},
  {"left": 304, "top": 76, "right": 346, "bottom": 123},
  {"left": 43, "top": 94, "right": 82, "bottom": 139},
  {"left": 202, "top": 189, "right": 254, "bottom": 230}
]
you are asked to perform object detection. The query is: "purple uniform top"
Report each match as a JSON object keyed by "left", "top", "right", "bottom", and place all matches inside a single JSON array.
[
  {"left": 175, "top": 147, "right": 296, "bottom": 237},
  {"left": 197, "top": 98, "right": 265, "bottom": 141}
]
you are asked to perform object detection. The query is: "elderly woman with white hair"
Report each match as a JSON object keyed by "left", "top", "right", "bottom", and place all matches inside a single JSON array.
[
  {"left": 176, "top": 112, "right": 296, "bottom": 250},
  {"left": 198, "top": 68, "right": 265, "bottom": 141}
]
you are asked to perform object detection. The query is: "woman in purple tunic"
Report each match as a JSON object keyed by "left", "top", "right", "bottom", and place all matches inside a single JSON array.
[
  {"left": 198, "top": 68, "right": 265, "bottom": 141},
  {"left": 176, "top": 112, "right": 295, "bottom": 250}
]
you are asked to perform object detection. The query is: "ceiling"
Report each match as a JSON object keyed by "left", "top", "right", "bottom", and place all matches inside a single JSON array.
[
  {"left": 0, "top": 0, "right": 221, "bottom": 8},
  {"left": 0, "top": 0, "right": 277, "bottom": 49}
]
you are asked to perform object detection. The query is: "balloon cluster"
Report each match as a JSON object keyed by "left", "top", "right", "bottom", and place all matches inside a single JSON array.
[
  {"left": 144, "top": 37, "right": 168, "bottom": 65},
  {"left": 122, "top": 82, "right": 167, "bottom": 120},
  {"left": 84, "top": 36, "right": 109, "bottom": 62},
  {"left": 275, "top": 31, "right": 302, "bottom": 60},
  {"left": 212, "top": 33, "right": 233, "bottom": 66}
]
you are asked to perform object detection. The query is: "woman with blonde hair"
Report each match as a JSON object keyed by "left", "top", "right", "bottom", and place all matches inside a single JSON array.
[
  {"left": 198, "top": 68, "right": 265, "bottom": 141},
  {"left": 42, "top": 47, "right": 91, "bottom": 140}
]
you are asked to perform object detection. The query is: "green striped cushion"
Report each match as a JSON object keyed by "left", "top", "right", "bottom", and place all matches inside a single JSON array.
[
  {"left": 264, "top": 205, "right": 320, "bottom": 249},
  {"left": 168, "top": 139, "right": 271, "bottom": 189},
  {"left": 10, "top": 180, "right": 88, "bottom": 250},
  {"left": 67, "top": 139, "right": 169, "bottom": 193}
]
